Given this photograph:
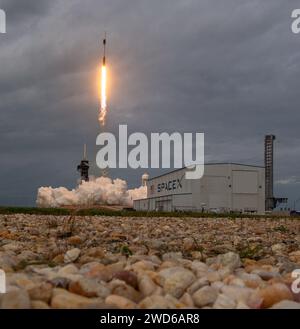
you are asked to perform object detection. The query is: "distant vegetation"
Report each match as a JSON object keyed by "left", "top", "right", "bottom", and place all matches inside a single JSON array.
[{"left": 0, "top": 206, "right": 295, "bottom": 219}]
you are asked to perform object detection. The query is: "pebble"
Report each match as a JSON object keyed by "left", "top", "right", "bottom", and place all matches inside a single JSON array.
[
  {"left": 159, "top": 267, "right": 196, "bottom": 298},
  {"left": 192, "top": 286, "right": 218, "bottom": 307},
  {"left": 162, "top": 252, "right": 183, "bottom": 262},
  {"left": 138, "top": 275, "right": 158, "bottom": 296},
  {"left": 51, "top": 288, "right": 100, "bottom": 309},
  {"left": 0, "top": 214, "right": 299, "bottom": 309},
  {"left": 64, "top": 248, "right": 81, "bottom": 263},
  {"left": 258, "top": 283, "right": 293, "bottom": 308},
  {"left": 187, "top": 277, "right": 209, "bottom": 295},
  {"left": 113, "top": 271, "right": 138, "bottom": 289},
  {"left": 213, "top": 293, "right": 236, "bottom": 309},
  {"left": 27, "top": 282, "right": 53, "bottom": 303},
  {"left": 68, "top": 236, "right": 83, "bottom": 246},
  {"left": 271, "top": 243, "right": 286, "bottom": 254},
  {"left": 105, "top": 294, "right": 136, "bottom": 309},
  {"left": 1, "top": 290, "right": 31, "bottom": 309},
  {"left": 109, "top": 279, "right": 141, "bottom": 303},
  {"left": 216, "top": 252, "right": 242, "bottom": 271},
  {"left": 271, "top": 300, "right": 300, "bottom": 309},
  {"left": 139, "top": 295, "right": 175, "bottom": 309},
  {"left": 289, "top": 250, "right": 300, "bottom": 264},
  {"left": 69, "top": 278, "right": 110, "bottom": 298},
  {"left": 31, "top": 300, "right": 51, "bottom": 309},
  {"left": 183, "top": 238, "right": 195, "bottom": 251}
]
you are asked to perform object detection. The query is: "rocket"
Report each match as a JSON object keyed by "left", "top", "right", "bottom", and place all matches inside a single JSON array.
[
  {"left": 102, "top": 33, "right": 106, "bottom": 66},
  {"left": 99, "top": 32, "right": 108, "bottom": 126}
]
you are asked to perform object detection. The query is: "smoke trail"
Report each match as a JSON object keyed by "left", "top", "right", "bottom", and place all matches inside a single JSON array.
[{"left": 36, "top": 176, "right": 147, "bottom": 208}]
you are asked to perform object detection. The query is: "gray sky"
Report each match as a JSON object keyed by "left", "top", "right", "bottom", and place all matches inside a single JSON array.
[{"left": 0, "top": 0, "right": 299, "bottom": 208}]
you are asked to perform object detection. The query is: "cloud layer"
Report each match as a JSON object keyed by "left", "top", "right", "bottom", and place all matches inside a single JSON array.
[{"left": 0, "top": 0, "right": 299, "bottom": 207}]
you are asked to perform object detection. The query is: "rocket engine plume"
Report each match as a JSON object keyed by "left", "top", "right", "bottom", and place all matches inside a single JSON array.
[{"left": 99, "top": 35, "right": 107, "bottom": 126}]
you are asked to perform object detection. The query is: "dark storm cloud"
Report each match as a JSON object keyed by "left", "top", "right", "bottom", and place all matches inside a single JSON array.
[
  {"left": 0, "top": 0, "right": 300, "bottom": 207},
  {"left": 1, "top": 0, "right": 52, "bottom": 22}
]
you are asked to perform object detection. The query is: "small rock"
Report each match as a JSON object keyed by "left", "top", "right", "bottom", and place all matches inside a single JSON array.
[
  {"left": 206, "top": 271, "right": 222, "bottom": 283},
  {"left": 183, "top": 238, "right": 195, "bottom": 251},
  {"left": 271, "top": 300, "right": 300, "bottom": 309},
  {"left": 51, "top": 288, "right": 98, "bottom": 308},
  {"left": 276, "top": 258, "right": 298, "bottom": 274},
  {"left": 131, "top": 260, "right": 156, "bottom": 273},
  {"left": 1, "top": 290, "right": 31, "bottom": 309},
  {"left": 192, "top": 251, "right": 205, "bottom": 261},
  {"left": 221, "top": 285, "right": 253, "bottom": 304},
  {"left": 64, "top": 248, "right": 81, "bottom": 263},
  {"left": 69, "top": 278, "right": 110, "bottom": 298},
  {"left": 105, "top": 294, "right": 136, "bottom": 309},
  {"left": 289, "top": 250, "right": 300, "bottom": 264},
  {"left": 139, "top": 295, "right": 175, "bottom": 309},
  {"left": 0, "top": 252, "right": 18, "bottom": 271},
  {"left": 236, "top": 272, "right": 263, "bottom": 289},
  {"left": 113, "top": 271, "right": 138, "bottom": 289},
  {"left": 31, "top": 300, "right": 51, "bottom": 309},
  {"left": 192, "top": 286, "right": 218, "bottom": 308},
  {"left": 52, "top": 254, "right": 64, "bottom": 264},
  {"left": 109, "top": 279, "right": 141, "bottom": 303},
  {"left": 187, "top": 277, "right": 209, "bottom": 295},
  {"left": 138, "top": 275, "right": 159, "bottom": 296},
  {"left": 159, "top": 267, "right": 196, "bottom": 298},
  {"left": 84, "top": 247, "right": 105, "bottom": 259},
  {"left": 251, "top": 269, "right": 280, "bottom": 281},
  {"left": 82, "top": 262, "right": 112, "bottom": 282},
  {"left": 216, "top": 252, "right": 241, "bottom": 271},
  {"left": 68, "top": 236, "right": 83, "bottom": 246},
  {"left": 162, "top": 252, "right": 183, "bottom": 262},
  {"left": 28, "top": 282, "right": 53, "bottom": 303},
  {"left": 213, "top": 293, "right": 236, "bottom": 309},
  {"left": 180, "top": 293, "right": 194, "bottom": 308},
  {"left": 17, "top": 250, "right": 39, "bottom": 263},
  {"left": 271, "top": 243, "right": 286, "bottom": 255},
  {"left": 50, "top": 277, "right": 71, "bottom": 289},
  {"left": 2, "top": 243, "right": 23, "bottom": 252},
  {"left": 258, "top": 283, "right": 293, "bottom": 308}
]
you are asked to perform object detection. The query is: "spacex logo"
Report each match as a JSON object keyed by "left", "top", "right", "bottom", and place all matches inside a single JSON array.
[
  {"left": 291, "top": 9, "right": 300, "bottom": 34},
  {"left": 0, "top": 269, "right": 6, "bottom": 293},
  {"left": 0, "top": 9, "right": 6, "bottom": 33}
]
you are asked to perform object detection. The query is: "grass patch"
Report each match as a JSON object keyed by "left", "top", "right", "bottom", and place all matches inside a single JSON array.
[
  {"left": 14, "top": 259, "right": 57, "bottom": 271},
  {"left": 120, "top": 245, "right": 133, "bottom": 257},
  {"left": 239, "top": 244, "right": 263, "bottom": 260},
  {"left": 0, "top": 206, "right": 295, "bottom": 220},
  {"left": 273, "top": 225, "right": 289, "bottom": 233},
  {"left": 0, "top": 206, "right": 70, "bottom": 216}
]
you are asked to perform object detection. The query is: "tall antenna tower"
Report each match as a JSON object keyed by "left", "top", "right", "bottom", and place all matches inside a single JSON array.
[{"left": 265, "top": 135, "right": 275, "bottom": 211}]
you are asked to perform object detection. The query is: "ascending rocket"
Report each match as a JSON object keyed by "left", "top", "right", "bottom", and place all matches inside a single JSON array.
[
  {"left": 99, "top": 33, "right": 108, "bottom": 126},
  {"left": 102, "top": 33, "right": 106, "bottom": 66}
]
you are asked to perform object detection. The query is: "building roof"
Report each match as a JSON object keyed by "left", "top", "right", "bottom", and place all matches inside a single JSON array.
[{"left": 147, "top": 162, "right": 264, "bottom": 181}]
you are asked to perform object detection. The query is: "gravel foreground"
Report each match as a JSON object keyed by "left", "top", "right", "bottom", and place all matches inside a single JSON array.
[{"left": 0, "top": 214, "right": 300, "bottom": 309}]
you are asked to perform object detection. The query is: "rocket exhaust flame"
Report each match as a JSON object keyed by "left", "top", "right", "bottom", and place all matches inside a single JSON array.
[
  {"left": 99, "top": 64, "right": 107, "bottom": 126},
  {"left": 99, "top": 35, "right": 107, "bottom": 126}
]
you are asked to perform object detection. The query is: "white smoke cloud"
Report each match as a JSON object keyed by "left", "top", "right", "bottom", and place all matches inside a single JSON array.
[{"left": 36, "top": 176, "right": 147, "bottom": 208}]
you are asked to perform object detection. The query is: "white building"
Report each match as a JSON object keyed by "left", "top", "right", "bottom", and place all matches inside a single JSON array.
[{"left": 133, "top": 163, "right": 265, "bottom": 214}]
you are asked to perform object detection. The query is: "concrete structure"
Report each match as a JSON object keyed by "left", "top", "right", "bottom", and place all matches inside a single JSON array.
[{"left": 134, "top": 163, "right": 265, "bottom": 214}]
